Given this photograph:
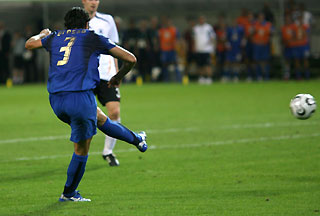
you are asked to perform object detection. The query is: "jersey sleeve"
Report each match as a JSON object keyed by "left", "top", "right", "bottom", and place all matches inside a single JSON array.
[
  {"left": 41, "top": 32, "right": 55, "bottom": 51},
  {"left": 93, "top": 33, "right": 117, "bottom": 54}
]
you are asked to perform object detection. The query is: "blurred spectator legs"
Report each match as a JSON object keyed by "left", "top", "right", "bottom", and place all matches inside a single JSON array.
[
  {"left": 0, "top": 52, "right": 10, "bottom": 84},
  {"left": 160, "top": 50, "right": 181, "bottom": 82}
]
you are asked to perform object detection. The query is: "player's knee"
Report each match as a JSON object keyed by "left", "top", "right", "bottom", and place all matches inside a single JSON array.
[
  {"left": 108, "top": 108, "right": 120, "bottom": 120},
  {"left": 97, "top": 107, "right": 107, "bottom": 127},
  {"left": 74, "top": 138, "right": 91, "bottom": 156}
]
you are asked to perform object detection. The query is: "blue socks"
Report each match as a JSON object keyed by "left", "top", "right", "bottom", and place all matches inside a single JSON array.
[
  {"left": 63, "top": 153, "right": 88, "bottom": 197},
  {"left": 98, "top": 117, "right": 141, "bottom": 145}
]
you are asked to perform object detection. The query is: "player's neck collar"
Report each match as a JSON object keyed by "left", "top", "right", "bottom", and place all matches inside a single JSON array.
[{"left": 89, "top": 11, "right": 97, "bottom": 20}]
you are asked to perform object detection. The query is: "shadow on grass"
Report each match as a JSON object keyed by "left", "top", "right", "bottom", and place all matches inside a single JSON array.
[
  {"left": 0, "top": 168, "right": 62, "bottom": 184},
  {"left": 20, "top": 202, "right": 65, "bottom": 216},
  {"left": 85, "top": 164, "right": 107, "bottom": 173},
  {"left": 0, "top": 163, "right": 107, "bottom": 184}
]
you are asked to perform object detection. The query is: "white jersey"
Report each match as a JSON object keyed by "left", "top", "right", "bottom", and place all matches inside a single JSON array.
[
  {"left": 193, "top": 23, "right": 216, "bottom": 54},
  {"left": 89, "top": 12, "right": 119, "bottom": 81}
]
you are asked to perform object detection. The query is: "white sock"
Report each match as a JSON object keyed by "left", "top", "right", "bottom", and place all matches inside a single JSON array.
[{"left": 102, "top": 118, "right": 120, "bottom": 156}]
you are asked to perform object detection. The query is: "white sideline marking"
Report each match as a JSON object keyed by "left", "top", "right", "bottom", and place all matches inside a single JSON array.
[
  {"left": 0, "top": 121, "right": 318, "bottom": 145},
  {"left": 4, "top": 132, "right": 320, "bottom": 163}
]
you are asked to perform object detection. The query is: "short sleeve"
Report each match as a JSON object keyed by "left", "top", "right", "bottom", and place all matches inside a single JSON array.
[
  {"left": 41, "top": 32, "right": 55, "bottom": 51},
  {"left": 92, "top": 33, "right": 116, "bottom": 54},
  {"left": 107, "top": 15, "right": 119, "bottom": 43}
]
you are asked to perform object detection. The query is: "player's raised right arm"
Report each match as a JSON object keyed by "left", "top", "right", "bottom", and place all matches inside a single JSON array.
[{"left": 25, "top": 29, "right": 51, "bottom": 50}]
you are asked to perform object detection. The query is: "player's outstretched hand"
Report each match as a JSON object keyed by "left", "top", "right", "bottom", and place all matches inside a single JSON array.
[{"left": 108, "top": 75, "right": 121, "bottom": 88}]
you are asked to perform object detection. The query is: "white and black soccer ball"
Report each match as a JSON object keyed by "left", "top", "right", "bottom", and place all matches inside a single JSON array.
[{"left": 290, "top": 94, "right": 316, "bottom": 120}]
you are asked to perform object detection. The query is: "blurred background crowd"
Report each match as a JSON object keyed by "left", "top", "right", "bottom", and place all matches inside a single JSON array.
[{"left": 0, "top": 0, "right": 319, "bottom": 85}]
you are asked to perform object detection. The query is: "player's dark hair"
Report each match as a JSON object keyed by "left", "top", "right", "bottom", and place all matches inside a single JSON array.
[{"left": 64, "top": 7, "right": 90, "bottom": 29}]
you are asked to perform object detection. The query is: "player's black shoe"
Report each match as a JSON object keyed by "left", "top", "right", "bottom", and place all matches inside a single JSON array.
[{"left": 102, "top": 154, "right": 120, "bottom": 166}]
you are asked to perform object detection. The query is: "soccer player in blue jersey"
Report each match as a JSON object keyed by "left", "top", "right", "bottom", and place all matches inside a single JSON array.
[
  {"left": 225, "top": 18, "right": 244, "bottom": 82},
  {"left": 25, "top": 7, "right": 147, "bottom": 202}
]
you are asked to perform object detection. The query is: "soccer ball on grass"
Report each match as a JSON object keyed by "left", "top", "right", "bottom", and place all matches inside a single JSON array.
[{"left": 289, "top": 94, "right": 316, "bottom": 120}]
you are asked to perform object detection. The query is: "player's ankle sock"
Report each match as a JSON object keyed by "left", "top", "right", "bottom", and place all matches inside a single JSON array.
[
  {"left": 63, "top": 153, "right": 88, "bottom": 197},
  {"left": 98, "top": 117, "right": 141, "bottom": 145},
  {"left": 103, "top": 135, "right": 117, "bottom": 155}
]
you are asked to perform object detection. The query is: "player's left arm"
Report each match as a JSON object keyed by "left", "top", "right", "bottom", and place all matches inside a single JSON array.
[{"left": 25, "top": 29, "right": 51, "bottom": 50}]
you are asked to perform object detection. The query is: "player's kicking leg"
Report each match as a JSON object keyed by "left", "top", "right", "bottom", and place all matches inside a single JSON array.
[
  {"left": 97, "top": 107, "right": 148, "bottom": 152},
  {"left": 59, "top": 138, "right": 92, "bottom": 202},
  {"left": 102, "top": 100, "right": 120, "bottom": 166}
]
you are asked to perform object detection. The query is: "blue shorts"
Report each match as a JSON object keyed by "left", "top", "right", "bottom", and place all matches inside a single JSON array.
[
  {"left": 253, "top": 44, "right": 270, "bottom": 61},
  {"left": 292, "top": 45, "right": 310, "bottom": 59},
  {"left": 49, "top": 90, "right": 97, "bottom": 143},
  {"left": 160, "top": 50, "right": 177, "bottom": 64},
  {"left": 284, "top": 47, "right": 293, "bottom": 59}
]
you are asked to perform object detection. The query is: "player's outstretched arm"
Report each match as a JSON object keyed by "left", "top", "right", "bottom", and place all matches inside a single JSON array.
[
  {"left": 25, "top": 29, "right": 51, "bottom": 50},
  {"left": 107, "top": 46, "right": 137, "bottom": 88}
]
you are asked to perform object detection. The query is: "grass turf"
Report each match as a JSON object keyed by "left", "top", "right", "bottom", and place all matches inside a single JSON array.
[{"left": 0, "top": 81, "right": 319, "bottom": 216}]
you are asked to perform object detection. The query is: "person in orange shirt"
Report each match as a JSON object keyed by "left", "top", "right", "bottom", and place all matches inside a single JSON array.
[
  {"left": 237, "top": 8, "right": 249, "bottom": 27},
  {"left": 291, "top": 15, "right": 310, "bottom": 79},
  {"left": 158, "top": 16, "right": 181, "bottom": 82},
  {"left": 252, "top": 12, "right": 273, "bottom": 80},
  {"left": 281, "top": 14, "right": 295, "bottom": 80}
]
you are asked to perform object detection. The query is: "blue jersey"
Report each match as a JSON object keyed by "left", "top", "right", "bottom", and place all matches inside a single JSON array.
[
  {"left": 227, "top": 26, "right": 244, "bottom": 53},
  {"left": 41, "top": 29, "right": 116, "bottom": 93}
]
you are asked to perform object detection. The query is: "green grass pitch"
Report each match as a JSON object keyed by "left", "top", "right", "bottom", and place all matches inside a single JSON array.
[{"left": 0, "top": 81, "right": 319, "bottom": 216}]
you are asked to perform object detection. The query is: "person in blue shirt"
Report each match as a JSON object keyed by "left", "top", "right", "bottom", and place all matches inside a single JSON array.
[
  {"left": 225, "top": 18, "right": 244, "bottom": 82},
  {"left": 25, "top": 7, "right": 147, "bottom": 202}
]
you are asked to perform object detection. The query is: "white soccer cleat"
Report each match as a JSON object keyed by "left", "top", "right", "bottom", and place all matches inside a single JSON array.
[{"left": 59, "top": 191, "right": 91, "bottom": 202}]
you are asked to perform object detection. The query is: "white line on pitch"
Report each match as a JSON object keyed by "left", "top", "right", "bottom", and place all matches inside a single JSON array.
[
  {"left": 0, "top": 121, "right": 318, "bottom": 146},
  {"left": 3, "top": 132, "right": 320, "bottom": 163},
  {"left": 0, "top": 121, "right": 317, "bottom": 145}
]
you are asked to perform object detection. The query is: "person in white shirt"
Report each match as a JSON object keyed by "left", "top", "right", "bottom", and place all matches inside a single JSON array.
[
  {"left": 82, "top": 0, "right": 121, "bottom": 166},
  {"left": 193, "top": 15, "right": 216, "bottom": 84},
  {"left": 299, "top": 3, "right": 313, "bottom": 27}
]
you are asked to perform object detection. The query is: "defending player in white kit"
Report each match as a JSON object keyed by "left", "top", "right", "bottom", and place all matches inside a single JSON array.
[{"left": 82, "top": 0, "right": 121, "bottom": 166}]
